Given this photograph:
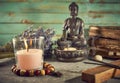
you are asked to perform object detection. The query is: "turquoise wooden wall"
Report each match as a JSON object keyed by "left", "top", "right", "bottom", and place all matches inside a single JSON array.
[{"left": 0, "top": 0, "right": 120, "bottom": 46}]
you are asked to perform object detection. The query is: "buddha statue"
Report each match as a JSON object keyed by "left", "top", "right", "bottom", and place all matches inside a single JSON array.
[
  {"left": 62, "top": 2, "right": 84, "bottom": 40},
  {"left": 57, "top": 2, "right": 86, "bottom": 49},
  {"left": 55, "top": 2, "right": 87, "bottom": 61}
]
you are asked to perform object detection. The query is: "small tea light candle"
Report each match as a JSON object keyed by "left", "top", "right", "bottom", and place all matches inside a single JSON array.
[
  {"left": 16, "top": 49, "right": 43, "bottom": 70},
  {"left": 64, "top": 47, "right": 77, "bottom": 51}
]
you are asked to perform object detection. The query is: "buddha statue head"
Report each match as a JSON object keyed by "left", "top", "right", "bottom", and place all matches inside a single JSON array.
[{"left": 69, "top": 2, "right": 78, "bottom": 17}]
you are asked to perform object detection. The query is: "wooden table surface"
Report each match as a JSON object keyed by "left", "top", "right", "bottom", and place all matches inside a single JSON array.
[{"left": 0, "top": 57, "right": 120, "bottom": 83}]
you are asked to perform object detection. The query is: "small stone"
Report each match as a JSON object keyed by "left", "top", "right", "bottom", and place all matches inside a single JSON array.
[{"left": 94, "top": 55, "right": 103, "bottom": 61}]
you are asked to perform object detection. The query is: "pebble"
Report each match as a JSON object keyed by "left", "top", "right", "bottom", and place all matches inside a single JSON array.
[{"left": 94, "top": 55, "right": 103, "bottom": 61}]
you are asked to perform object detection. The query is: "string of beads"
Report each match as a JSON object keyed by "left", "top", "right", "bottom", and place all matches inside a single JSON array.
[{"left": 11, "top": 62, "right": 62, "bottom": 77}]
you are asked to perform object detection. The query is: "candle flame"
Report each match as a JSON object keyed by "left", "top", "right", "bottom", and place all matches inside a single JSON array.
[
  {"left": 24, "top": 38, "right": 28, "bottom": 52},
  {"left": 30, "top": 38, "right": 32, "bottom": 47}
]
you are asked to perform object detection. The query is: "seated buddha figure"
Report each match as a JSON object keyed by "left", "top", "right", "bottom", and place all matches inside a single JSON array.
[{"left": 62, "top": 2, "right": 86, "bottom": 48}]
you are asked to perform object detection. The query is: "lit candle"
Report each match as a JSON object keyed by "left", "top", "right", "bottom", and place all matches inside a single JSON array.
[
  {"left": 16, "top": 49, "right": 43, "bottom": 70},
  {"left": 16, "top": 38, "right": 43, "bottom": 70}
]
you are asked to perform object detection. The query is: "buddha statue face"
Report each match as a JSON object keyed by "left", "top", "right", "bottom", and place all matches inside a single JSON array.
[{"left": 69, "top": 2, "right": 78, "bottom": 17}]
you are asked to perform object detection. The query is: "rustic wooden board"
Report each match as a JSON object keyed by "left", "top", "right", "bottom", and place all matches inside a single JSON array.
[
  {"left": 82, "top": 60, "right": 120, "bottom": 83},
  {"left": 1, "top": 0, "right": 120, "bottom": 46},
  {"left": 89, "top": 26, "right": 120, "bottom": 40}
]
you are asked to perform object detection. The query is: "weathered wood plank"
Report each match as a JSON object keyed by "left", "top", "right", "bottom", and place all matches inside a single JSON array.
[
  {"left": 6, "top": 14, "right": 120, "bottom": 24},
  {"left": 1, "top": 3, "right": 120, "bottom": 14},
  {"left": 0, "top": 24, "right": 89, "bottom": 46},
  {"left": 88, "top": 14, "right": 120, "bottom": 25},
  {"left": 0, "top": 34, "right": 15, "bottom": 46},
  {"left": 87, "top": 3, "right": 120, "bottom": 11},
  {"left": 0, "top": 24, "right": 63, "bottom": 33},
  {"left": 0, "top": 0, "right": 89, "bottom": 3},
  {"left": 82, "top": 60, "right": 120, "bottom": 83},
  {"left": 0, "top": 24, "right": 63, "bottom": 46},
  {"left": 89, "top": 0, "right": 120, "bottom": 3},
  {"left": 0, "top": 0, "right": 120, "bottom": 46},
  {"left": 1, "top": 0, "right": 120, "bottom": 3},
  {"left": 0, "top": 2, "right": 87, "bottom": 13},
  {"left": 0, "top": 24, "right": 29, "bottom": 34},
  {"left": 0, "top": 13, "right": 120, "bottom": 26},
  {"left": 0, "top": 24, "right": 89, "bottom": 34},
  {"left": 0, "top": 13, "right": 87, "bottom": 23}
]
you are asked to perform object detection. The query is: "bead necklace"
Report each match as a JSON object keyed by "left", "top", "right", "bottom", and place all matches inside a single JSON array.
[{"left": 11, "top": 62, "right": 62, "bottom": 77}]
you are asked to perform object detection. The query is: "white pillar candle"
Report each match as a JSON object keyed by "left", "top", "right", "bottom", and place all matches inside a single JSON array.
[{"left": 16, "top": 49, "right": 43, "bottom": 70}]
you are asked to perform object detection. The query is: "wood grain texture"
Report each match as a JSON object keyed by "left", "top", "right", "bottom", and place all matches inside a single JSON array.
[
  {"left": 0, "top": 0, "right": 120, "bottom": 46},
  {"left": 82, "top": 60, "right": 120, "bottom": 83}
]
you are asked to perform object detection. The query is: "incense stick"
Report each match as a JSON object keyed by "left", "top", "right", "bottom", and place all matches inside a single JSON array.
[
  {"left": 88, "top": 58, "right": 120, "bottom": 69},
  {"left": 84, "top": 62, "right": 103, "bottom": 65}
]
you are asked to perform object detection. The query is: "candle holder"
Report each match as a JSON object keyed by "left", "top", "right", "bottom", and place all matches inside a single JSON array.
[{"left": 12, "top": 37, "right": 44, "bottom": 70}]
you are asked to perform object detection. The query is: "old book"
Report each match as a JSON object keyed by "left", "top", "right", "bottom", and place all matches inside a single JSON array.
[
  {"left": 82, "top": 60, "right": 120, "bottom": 83},
  {"left": 89, "top": 26, "right": 120, "bottom": 40}
]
